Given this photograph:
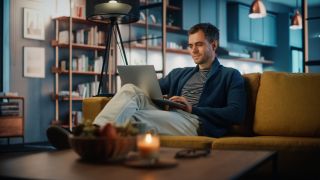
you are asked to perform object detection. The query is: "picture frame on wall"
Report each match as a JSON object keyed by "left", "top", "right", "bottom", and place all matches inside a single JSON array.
[
  {"left": 24, "top": 47, "right": 45, "bottom": 78},
  {"left": 23, "top": 8, "right": 45, "bottom": 40}
]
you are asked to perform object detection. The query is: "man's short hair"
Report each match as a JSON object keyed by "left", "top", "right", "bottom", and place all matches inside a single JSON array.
[{"left": 188, "top": 23, "right": 219, "bottom": 43}]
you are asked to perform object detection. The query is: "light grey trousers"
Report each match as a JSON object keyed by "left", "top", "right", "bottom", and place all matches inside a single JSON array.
[{"left": 93, "top": 84, "right": 199, "bottom": 135}]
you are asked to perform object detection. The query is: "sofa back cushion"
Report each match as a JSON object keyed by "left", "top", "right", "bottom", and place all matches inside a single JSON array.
[
  {"left": 254, "top": 72, "right": 320, "bottom": 137},
  {"left": 229, "top": 73, "right": 261, "bottom": 136},
  {"left": 82, "top": 97, "right": 111, "bottom": 123}
]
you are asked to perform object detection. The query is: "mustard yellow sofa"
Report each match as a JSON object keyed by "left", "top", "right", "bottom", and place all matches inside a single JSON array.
[{"left": 83, "top": 72, "right": 320, "bottom": 178}]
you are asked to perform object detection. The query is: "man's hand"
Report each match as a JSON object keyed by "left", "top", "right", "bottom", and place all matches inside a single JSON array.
[{"left": 169, "top": 96, "right": 192, "bottom": 113}]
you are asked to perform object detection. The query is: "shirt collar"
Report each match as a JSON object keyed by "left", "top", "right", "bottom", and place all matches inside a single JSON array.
[{"left": 194, "top": 57, "right": 221, "bottom": 78}]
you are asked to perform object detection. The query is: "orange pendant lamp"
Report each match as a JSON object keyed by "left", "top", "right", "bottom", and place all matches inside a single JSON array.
[
  {"left": 249, "top": 0, "right": 267, "bottom": 19},
  {"left": 290, "top": 0, "right": 303, "bottom": 30}
]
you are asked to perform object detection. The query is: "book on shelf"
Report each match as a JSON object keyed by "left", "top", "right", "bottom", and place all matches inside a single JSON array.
[
  {"left": 0, "top": 102, "right": 19, "bottom": 116},
  {"left": 61, "top": 55, "right": 102, "bottom": 73},
  {"left": 58, "top": 91, "right": 80, "bottom": 97},
  {"left": 0, "top": 102, "right": 19, "bottom": 110},
  {"left": 75, "top": 29, "right": 85, "bottom": 44},
  {"left": 94, "top": 56, "right": 103, "bottom": 73},
  {"left": 59, "top": 27, "right": 105, "bottom": 46},
  {"left": 72, "top": 55, "right": 89, "bottom": 72},
  {"left": 77, "top": 81, "right": 99, "bottom": 98},
  {"left": 73, "top": 26, "right": 105, "bottom": 46},
  {"left": 59, "top": 30, "right": 73, "bottom": 44}
]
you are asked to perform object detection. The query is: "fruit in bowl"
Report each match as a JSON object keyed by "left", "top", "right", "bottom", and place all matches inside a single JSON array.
[{"left": 69, "top": 121, "right": 138, "bottom": 162}]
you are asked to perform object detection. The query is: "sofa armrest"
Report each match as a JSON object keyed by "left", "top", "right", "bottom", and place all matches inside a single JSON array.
[{"left": 82, "top": 97, "right": 112, "bottom": 122}]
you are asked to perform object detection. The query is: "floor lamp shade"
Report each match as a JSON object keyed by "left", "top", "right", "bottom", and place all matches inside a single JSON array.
[
  {"left": 86, "top": 0, "right": 140, "bottom": 24},
  {"left": 249, "top": 0, "right": 267, "bottom": 19}
]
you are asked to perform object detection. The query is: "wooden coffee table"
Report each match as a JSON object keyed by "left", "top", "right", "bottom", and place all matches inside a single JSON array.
[{"left": 0, "top": 148, "right": 277, "bottom": 179}]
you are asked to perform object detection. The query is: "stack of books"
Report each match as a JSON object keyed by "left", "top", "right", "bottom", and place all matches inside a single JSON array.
[
  {"left": 0, "top": 102, "right": 19, "bottom": 117},
  {"left": 78, "top": 81, "right": 99, "bottom": 98}
]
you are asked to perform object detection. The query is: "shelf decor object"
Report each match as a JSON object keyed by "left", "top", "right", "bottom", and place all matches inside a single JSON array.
[
  {"left": 248, "top": 0, "right": 267, "bottom": 19},
  {"left": 87, "top": 0, "right": 140, "bottom": 96}
]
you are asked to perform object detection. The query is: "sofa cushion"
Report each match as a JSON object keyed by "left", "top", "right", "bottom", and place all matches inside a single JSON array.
[
  {"left": 160, "top": 136, "right": 214, "bottom": 149},
  {"left": 229, "top": 73, "right": 261, "bottom": 136},
  {"left": 213, "top": 136, "right": 320, "bottom": 151},
  {"left": 254, "top": 72, "right": 320, "bottom": 137},
  {"left": 82, "top": 97, "right": 111, "bottom": 122}
]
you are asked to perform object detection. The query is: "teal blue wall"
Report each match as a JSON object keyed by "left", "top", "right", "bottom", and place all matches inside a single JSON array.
[
  {"left": 262, "top": 13, "right": 291, "bottom": 72},
  {"left": 227, "top": 0, "right": 292, "bottom": 72}
]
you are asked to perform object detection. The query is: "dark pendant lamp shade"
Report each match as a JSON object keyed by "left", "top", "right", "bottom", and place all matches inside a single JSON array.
[
  {"left": 86, "top": 0, "right": 140, "bottom": 24},
  {"left": 249, "top": 0, "right": 267, "bottom": 19}
]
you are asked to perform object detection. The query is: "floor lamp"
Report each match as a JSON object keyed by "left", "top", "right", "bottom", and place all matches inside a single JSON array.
[{"left": 87, "top": 0, "right": 140, "bottom": 96}]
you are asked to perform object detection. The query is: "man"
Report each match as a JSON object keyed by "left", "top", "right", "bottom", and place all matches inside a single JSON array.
[{"left": 47, "top": 23, "right": 246, "bottom": 149}]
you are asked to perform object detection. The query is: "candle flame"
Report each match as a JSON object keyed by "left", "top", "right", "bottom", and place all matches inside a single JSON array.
[{"left": 145, "top": 133, "right": 152, "bottom": 144}]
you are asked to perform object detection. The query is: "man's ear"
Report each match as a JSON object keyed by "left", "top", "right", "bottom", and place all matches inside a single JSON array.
[{"left": 211, "top": 40, "right": 218, "bottom": 51}]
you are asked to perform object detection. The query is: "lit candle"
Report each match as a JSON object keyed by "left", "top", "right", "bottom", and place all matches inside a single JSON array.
[{"left": 137, "top": 133, "right": 160, "bottom": 159}]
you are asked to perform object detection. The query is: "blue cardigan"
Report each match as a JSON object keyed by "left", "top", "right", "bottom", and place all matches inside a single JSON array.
[{"left": 159, "top": 59, "right": 247, "bottom": 137}]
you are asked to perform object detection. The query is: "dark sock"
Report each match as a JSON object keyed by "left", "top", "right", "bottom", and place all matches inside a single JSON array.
[{"left": 46, "top": 126, "right": 71, "bottom": 150}]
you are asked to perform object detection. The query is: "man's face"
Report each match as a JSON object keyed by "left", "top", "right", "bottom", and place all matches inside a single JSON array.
[{"left": 188, "top": 30, "right": 216, "bottom": 65}]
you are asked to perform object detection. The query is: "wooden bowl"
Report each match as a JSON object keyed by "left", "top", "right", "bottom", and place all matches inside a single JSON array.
[{"left": 69, "top": 135, "right": 136, "bottom": 162}]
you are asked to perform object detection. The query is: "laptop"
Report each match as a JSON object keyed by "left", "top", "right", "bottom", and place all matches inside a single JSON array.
[{"left": 117, "top": 65, "right": 185, "bottom": 109}]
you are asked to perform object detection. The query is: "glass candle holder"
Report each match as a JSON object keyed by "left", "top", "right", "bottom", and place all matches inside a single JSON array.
[{"left": 137, "top": 133, "right": 160, "bottom": 159}]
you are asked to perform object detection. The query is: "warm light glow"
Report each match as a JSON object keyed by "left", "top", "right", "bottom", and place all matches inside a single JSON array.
[
  {"left": 249, "top": 0, "right": 267, "bottom": 19},
  {"left": 109, "top": 0, "right": 118, "bottom": 3},
  {"left": 137, "top": 133, "right": 160, "bottom": 159},
  {"left": 145, "top": 133, "right": 152, "bottom": 144}
]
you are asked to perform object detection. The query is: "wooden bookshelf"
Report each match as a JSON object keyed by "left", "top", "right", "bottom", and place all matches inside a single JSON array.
[
  {"left": 53, "top": 94, "right": 84, "bottom": 101},
  {"left": 220, "top": 57, "right": 274, "bottom": 65},
  {"left": 139, "top": 1, "right": 180, "bottom": 11},
  {"left": 53, "top": 16, "right": 108, "bottom": 25},
  {"left": 51, "top": 40, "right": 105, "bottom": 51},
  {"left": 167, "top": 5, "right": 181, "bottom": 11},
  {"left": 127, "top": 44, "right": 189, "bottom": 54},
  {"left": 128, "top": 44, "right": 274, "bottom": 64},
  {"left": 51, "top": 67, "right": 102, "bottom": 76},
  {"left": 52, "top": 16, "right": 108, "bottom": 130},
  {"left": 166, "top": 48, "right": 190, "bottom": 54},
  {"left": 133, "top": 22, "right": 186, "bottom": 34}
]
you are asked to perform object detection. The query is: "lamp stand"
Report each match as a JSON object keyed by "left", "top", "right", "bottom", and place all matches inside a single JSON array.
[{"left": 96, "top": 17, "right": 128, "bottom": 97}]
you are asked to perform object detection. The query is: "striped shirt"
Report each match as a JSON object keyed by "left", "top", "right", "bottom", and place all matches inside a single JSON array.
[{"left": 181, "top": 69, "right": 209, "bottom": 106}]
